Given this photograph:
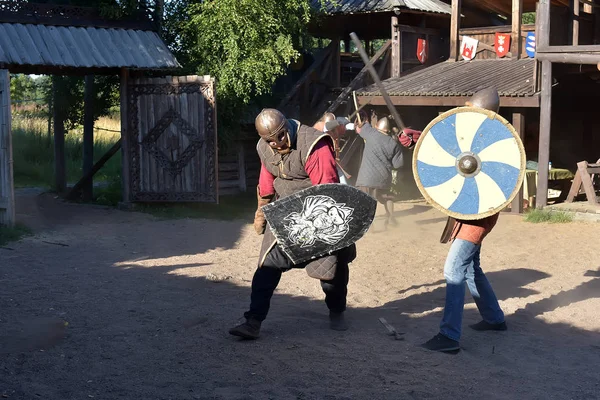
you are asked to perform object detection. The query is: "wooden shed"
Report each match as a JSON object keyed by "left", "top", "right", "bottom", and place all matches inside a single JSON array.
[{"left": 0, "top": 1, "right": 220, "bottom": 227}]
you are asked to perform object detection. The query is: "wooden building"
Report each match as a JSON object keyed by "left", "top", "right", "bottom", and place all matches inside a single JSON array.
[
  {"left": 355, "top": 0, "right": 600, "bottom": 212},
  {"left": 277, "top": 0, "right": 454, "bottom": 123},
  {"left": 0, "top": 1, "right": 220, "bottom": 227}
]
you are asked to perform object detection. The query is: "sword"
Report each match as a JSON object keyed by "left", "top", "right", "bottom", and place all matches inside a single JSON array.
[{"left": 349, "top": 32, "right": 407, "bottom": 131}]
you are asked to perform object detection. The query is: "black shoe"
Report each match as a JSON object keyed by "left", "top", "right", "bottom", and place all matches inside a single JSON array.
[
  {"left": 229, "top": 318, "right": 261, "bottom": 339},
  {"left": 329, "top": 312, "right": 348, "bottom": 331},
  {"left": 421, "top": 333, "right": 460, "bottom": 352},
  {"left": 469, "top": 320, "right": 507, "bottom": 332}
]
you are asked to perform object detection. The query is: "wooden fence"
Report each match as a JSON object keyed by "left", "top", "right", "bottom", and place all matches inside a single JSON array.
[{"left": 218, "top": 140, "right": 260, "bottom": 196}]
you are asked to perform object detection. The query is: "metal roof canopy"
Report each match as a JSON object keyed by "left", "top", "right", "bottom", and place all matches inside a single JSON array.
[
  {"left": 0, "top": 22, "right": 180, "bottom": 75},
  {"left": 356, "top": 58, "right": 540, "bottom": 108}
]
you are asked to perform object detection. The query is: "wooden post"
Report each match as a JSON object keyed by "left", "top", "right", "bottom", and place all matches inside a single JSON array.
[
  {"left": 538, "top": 0, "right": 551, "bottom": 49},
  {"left": 237, "top": 143, "right": 247, "bottom": 192},
  {"left": 536, "top": 60, "right": 552, "bottom": 208},
  {"left": 53, "top": 77, "right": 66, "bottom": 193},
  {"left": 450, "top": 0, "right": 462, "bottom": 61},
  {"left": 119, "top": 68, "right": 131, "bottom": 204},
  {"left": 0, "top": 70, "right": 15, "bottom": 227},
  {"left": 511, "top": 0, "right": 523, "bottom": 58},
  {"left": 333, "top": 39, "right": 341, "bottom": 87},
  {"left": 82, "top": 75, "right": 95, "bottom": 202},
  {"left": 512, "top": 112, "right": 525, "bottom": 213},
  {"left": 391, "top": 16, "right": 400, "bottom": 77},
  {"left": 572, "top": 0, "right": 580, "bottom": 45}
]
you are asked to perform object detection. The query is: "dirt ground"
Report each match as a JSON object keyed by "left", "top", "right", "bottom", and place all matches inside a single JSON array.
[{"left": 1, "top": 189, "right": 599, "bottom": 400}]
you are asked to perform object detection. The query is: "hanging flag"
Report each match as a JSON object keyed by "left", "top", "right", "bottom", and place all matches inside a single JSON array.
[
  {"left": 526, "top": 32, "right": 536, "bottom": 58},
  {"left": 494, "top": 33, "right": 511, "bottom": 58},
  {"left": 460, "top": 36, "right": 479, "bottom": 61},
  {"left": 417, "top": 38, "right": 428, "bottom": 64}
]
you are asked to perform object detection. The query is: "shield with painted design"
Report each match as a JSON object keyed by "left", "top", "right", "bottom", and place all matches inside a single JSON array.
[
  {"left": 412, "top": 107, "right": 526, "bottom": 220},
  {"left": 262, "top": 184, "right": 377, "bottom": 264}
]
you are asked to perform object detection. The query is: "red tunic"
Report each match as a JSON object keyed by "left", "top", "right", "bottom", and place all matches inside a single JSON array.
[{"left": 258, "top": 137, "right": 339, "bottom": 197}]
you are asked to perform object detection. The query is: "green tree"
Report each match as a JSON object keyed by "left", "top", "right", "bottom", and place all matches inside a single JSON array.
[{"left": 166, "top": 0, "right": 332, "bottom": 146}]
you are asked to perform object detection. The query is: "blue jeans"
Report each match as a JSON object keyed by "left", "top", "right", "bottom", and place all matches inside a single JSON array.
[{"left": 440, "top": 239, "right": 505, "bottom": 341}]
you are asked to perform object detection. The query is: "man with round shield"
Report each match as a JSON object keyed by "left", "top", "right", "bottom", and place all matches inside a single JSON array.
[
  {"left": 229, "top": 108, "right": 356, "bottom": 340},
  {"left": 421, "top": 87, "right": 508, "bottom": 353}
]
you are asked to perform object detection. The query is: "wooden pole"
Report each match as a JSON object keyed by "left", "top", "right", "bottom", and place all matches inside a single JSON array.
[
  {"left": 82, "top": 75, "right": 95, "bottom": 202},
  {"left": 538, "top": 0, "right": 551, "bottom": 49},
  {"left": 52, "top": 77, "right": 66, "bottom": 193},
  {"left": 511, "top": 112, "right": 525, "bottom": 213},
  {"left": 450, "top": 0, "right": 462, "bottom": 61},
  {"left": 572, "top": 0, "right": 580, "bottom": 45},
  {"left": 119, "top": 68, "right": 131, "bottom": 204},
  {"left": 536, "top": 60, "right": 552, "bottom": 208},
  {"left": 391, "top": 16, "right": 401, "bottom": 77},
  {"left": 237, "top": 143, "right": 247, "bottom": 192},
  {"left": 0, "top": 70, "right": 15, "bottom": 227},
  {"left": 511, "top": 0, "right": 523, "bottom": 58}
]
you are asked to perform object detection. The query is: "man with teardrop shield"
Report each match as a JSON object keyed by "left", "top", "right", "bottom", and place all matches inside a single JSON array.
[
  {"left": 421, "top": 87, "right": 508, "bottom": 353},
  {"left": 229, "top": 108, "right": 357, "bottom": 340}
]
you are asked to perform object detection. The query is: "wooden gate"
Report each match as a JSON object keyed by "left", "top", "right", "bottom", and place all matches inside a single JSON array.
[
  {"left": 0, "top": 69, "right": 14, "bottom": 226},
  {"left": 126, "top": 75, "right": 218, "bottom": 203}
]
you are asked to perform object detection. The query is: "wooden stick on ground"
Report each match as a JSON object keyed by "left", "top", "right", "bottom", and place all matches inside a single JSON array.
[{"left": 378, "top": 317, "right": 405, "bottom": 340}]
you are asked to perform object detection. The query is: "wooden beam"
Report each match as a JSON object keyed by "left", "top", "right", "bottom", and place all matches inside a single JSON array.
[
  {"left": 536, "top": 44, "right": 600, "bottom": 52},
  {"left": 119, "top": 68, "right": 131, "bottom": 204},
  {"left": 82, "top": 75, "right": 95, "bottom": 202},
  {"left": 535, "top": 52, "right": 600, "bottom": 63},
  {"left": 512, "top": 0, "right": 523, "bottom": 59},
  {"left": 356, "top": 94, "right": 541, "bottom": 108},
  {"left": 323, "top": 40, "right": 391, "bottom": 115},
  {"left": 512, "top": 112, "right": 525, "bottom": 213},
  {"left": 536, "top": 60, "right": 552, "bottom": 208},
  {"left": 572, "top": 0, "right": 580, "bottom": 45},
  {"left": 460, "top": 24, "right": 535, "bottom": 35},
  {"left": 578, "top": 161, "right": 599, "bottom": 205},
  {"left": 538, "top": 0, "right": 551, "bottom": 49},
  {"left": 450, "top": 0, "right": 462, "bottom": 61},
  {"left": 53, "top": 77, "right": 66, "bottom": 193},
  {"left": 66, "top": 138, "right": 122, "bottom": 201},
  {"left": 391, "top": 16, "right": 401, "bottom": 78},
  {"left": 0, "top": 70, "right": 14, "bottom": 227}
]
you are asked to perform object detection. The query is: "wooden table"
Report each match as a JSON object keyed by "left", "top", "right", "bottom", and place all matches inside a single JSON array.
[{"left": 522, "top": 168, "right": 575, "bottom": 206}]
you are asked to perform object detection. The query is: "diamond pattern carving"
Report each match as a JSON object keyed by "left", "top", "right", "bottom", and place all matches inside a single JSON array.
[{"left": 140, "top": 108, "right": 205, "bottom": 178}]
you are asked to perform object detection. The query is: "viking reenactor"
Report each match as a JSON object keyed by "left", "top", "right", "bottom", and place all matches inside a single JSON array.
[
  {"left": 354, "top": 115, "right": 404, "bottom": 227},
  {"left": 229, "top": 108, "right": 357, "bottom": 340},
  {"left": 421, "top": 87, "right": 509, "bottom": 353}
]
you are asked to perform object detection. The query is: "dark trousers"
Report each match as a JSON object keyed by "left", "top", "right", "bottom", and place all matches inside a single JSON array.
[{"left": 243, "top": 260, "right": 350, "bottom": 322}]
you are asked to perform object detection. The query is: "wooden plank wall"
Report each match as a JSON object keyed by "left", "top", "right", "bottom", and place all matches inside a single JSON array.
[
  {"left": 218, "top": 139, "right": 259, "bottom": 196},
  {"left": 0, "top": 69, "right": 15, "bottom": 226}
]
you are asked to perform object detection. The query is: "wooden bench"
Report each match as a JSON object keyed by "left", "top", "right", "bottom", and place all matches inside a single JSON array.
[{"left": 566, "top": 160, "right": 600, "bottom": 205}]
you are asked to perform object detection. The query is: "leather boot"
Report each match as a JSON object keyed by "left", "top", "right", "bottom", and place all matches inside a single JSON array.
[
  {"left": 329, "top": 311, "right": 348, "bottom": 331},
  {"left": 229, "top": 318, "right": 262, "bottom": 339}
]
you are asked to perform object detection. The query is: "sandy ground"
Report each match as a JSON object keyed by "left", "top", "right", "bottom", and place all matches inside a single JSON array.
[{"left": 1, "top": 189, "right": 599, "bottom": 400}]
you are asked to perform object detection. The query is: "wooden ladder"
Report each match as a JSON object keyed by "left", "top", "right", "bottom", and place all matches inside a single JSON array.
[{"left": 566, "top": 160, "right": 600, "bottom": 205}]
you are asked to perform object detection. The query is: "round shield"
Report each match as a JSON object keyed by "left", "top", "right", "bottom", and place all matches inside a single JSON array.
[{"left": 412, "top": 107, "right": 526, "bottom": 220}]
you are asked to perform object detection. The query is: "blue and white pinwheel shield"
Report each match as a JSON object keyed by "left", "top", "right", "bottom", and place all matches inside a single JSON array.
[{"left": 413, "top": 107, "right": 526, "bottom": 220}]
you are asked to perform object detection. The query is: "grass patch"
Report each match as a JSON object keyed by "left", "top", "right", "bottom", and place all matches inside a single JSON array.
[
  {"left": 0, "top": 224, "right": 32, "bottom": 247},
  {"left": 12, "top": 115, "right": 121, "bottom": 190},
  {"left": 138, "top": 192, "right": 256, "bottom": 221},
  {"left": 524, "top": 209, "right": 574, "bottom": 224}
]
